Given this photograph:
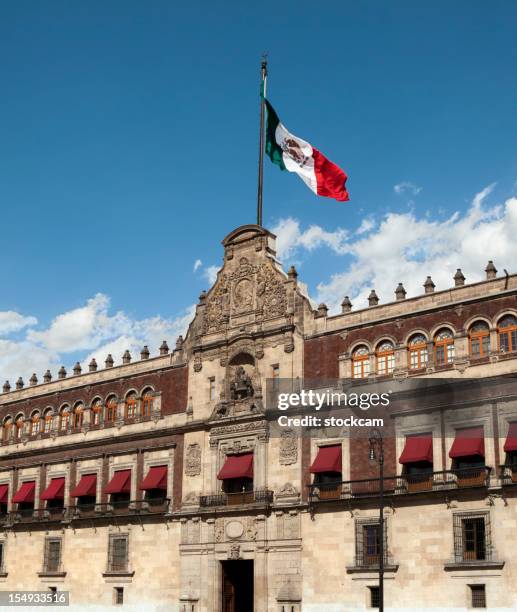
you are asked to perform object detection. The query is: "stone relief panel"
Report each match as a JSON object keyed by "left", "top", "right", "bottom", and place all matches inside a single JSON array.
[
  {"left": 279, "top": 429, "right": 298, "bottom": 465},
  {"left": 185, "top": 443, "right": 202, "bottom": 477}
]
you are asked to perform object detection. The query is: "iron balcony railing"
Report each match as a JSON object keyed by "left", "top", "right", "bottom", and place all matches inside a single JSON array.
[
  {"left": 499, "top": 465, "right": 517, "bottom": 486},
  {"left": 199, "top": 489, "right": 274, "bottom": 508},
  {"left": 308, "top": 467, "right": 492, "bottom": 503},
  {"left": 1, "top": 498, "right": 170, "bottom": 524}
]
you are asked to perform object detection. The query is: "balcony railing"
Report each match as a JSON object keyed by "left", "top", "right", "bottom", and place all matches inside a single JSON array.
[
  {"left": 1, "top": 499, "right": 170, "bottom": 525},
  {"left": 500, "top": 465, "right": 517, "bottom": 486},
  {"left": 199, "top": 489, "right": 274, "bottom": 508},
  {"left": 308, "top": 467, "right": 492, "bottom": 503}
]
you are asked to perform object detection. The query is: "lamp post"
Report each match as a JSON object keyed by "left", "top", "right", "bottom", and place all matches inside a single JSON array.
[{"left": 369, "top": 427, "right": 384, "bottom": 612}]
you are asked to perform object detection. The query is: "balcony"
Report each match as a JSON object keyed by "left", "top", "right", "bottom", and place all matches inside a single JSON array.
[
  {"left": 500, "top": 465, "right": 517, "bottom": 486},
  {"left": 308, "top": 467, "right": 492, "bottom": 503},
  {"left": 199, "top": 489, "right": 274, "bottom": 508}
]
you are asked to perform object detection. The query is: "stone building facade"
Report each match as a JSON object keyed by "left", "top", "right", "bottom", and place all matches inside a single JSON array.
[{"left": 0, "top": 224, "right": 516, "bottom": 611}]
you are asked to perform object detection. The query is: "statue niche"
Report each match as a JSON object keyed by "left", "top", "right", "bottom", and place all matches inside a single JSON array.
[{"left": 230, "top": 366, "right": 254, "bottom": 401}]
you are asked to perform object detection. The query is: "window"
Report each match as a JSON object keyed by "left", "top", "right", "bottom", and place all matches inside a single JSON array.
[
  {"left": 43, "top": 538, "right": 62, "bottom": 573},
  {"left": 58, "top": 406, "right": 70, "bottom": 432},
  {"left": 453, "top": 513, "right": 491, "bottom": 563},
  {"left": 114, "top": 587, "right": 124, "bottom": 605},
  {"left": 43, "top": 410, "right": 53, "bottom": 433},
  {"left": 369, "top": 586, "right": 380, "bottom": 608},
  {"left": 106, "top": 397, "right": 118, "bottom": 423},
  {"left": 2, "top": 417, "right": 12, "bottom": 443},
  {"left": 91, "top": 400, "right": 102, "bottom": 425},
  {"left": 470, "top": 584, "right": 486, "bottom": 608},
  {"left": 434, "top": 329, "right": 455, "bottom": 365},
  {"left": 354, "top": 519, "right": 387, "bottom": 567},
  {"left": 124, "top": 393, "right": 137, "bottom": 419},
  {"left": 352, "top": 346, "right": 370, "bottom": 379},
  {"left": 469, "top": 321, "right": 490, "bottom": 358},
  {"left": 14, "top": 415, "right": 24, "bottom": 440},
  {"left": 72, "top": 404, "right": 84, "bottom": 429},
  {"left": 408, "top": 334, "right": 428, "bottom": 370},
  {"left": 376, "top": 341, "right": 395, "bottom": 375},
  {"left": 108, "top": 535, "right": 129, "bottom": 572},
  {"left": 141, "top": 390, "right": 153, "bottom": 417},
  {"left": 0, "top": 541, "right": 5, "bottom": 571},
  {"left": 208, "top": 377, "right": 216, "bottom": 401},
  {"left": 498, "top": 315, "right": 517, "bottom": 353},
  {"left": 30, "top": 412, "right": 40, "bottom": 436}
]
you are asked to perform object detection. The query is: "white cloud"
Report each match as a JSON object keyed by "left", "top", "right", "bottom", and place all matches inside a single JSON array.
[
  {"left": 203, "top": 265, "right": 220, "bottom": 285},
  {"left": 394, "top": 181, "right": 423, "bottom": 196},
  {"left": 271, "top": 217, "right": 349, "bottom": 261},
  {"left": 357, "top": 217, "right": 375, "bottom": 235},
  {"left": 0, "top": 312, "right": 37, "bottom": 335},
  {"left": 193, "top": 259, "right": 202, "bottom": 272},
  {"left": 0, "top": 295, "right": 195, "bottom": 384}
]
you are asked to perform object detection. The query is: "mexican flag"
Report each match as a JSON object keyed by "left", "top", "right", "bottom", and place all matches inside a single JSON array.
[{"left": 264, "top": 99, "right": 349, "bottom": 202}]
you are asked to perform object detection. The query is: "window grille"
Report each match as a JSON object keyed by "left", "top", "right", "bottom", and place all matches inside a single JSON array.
[
  {"left": 108, "top": 535, "right": 129, "bottom": 572},
  {"left": 369, "top": 586, "right": 380, "bottom": 608},
  {"left": 470, "top": 584, "right": 486, "bottom": 608},
  {"left": 354, "top": 519, "right": 388, "bottom": 567},
  {"left": 43, "top": 538, "right": 62, "bottom": 573},
  {"left": 114, "top": 587, "right": 124, "bottom": 605},
  {"left": 452, "top": 512, "right": 491, "bottom": 563},
  {"left": 0, "top": 541, "right": 5, "bottom": 571}
]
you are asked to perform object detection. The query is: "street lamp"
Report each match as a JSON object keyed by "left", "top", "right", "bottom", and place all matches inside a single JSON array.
[{"left": 369, "top": 427, "right": 384, "bottom": 612}]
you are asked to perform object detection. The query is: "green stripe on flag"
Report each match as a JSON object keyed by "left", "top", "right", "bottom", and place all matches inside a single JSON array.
[{"left": 264, "top": 99, "right": 286, "bottom": 171}]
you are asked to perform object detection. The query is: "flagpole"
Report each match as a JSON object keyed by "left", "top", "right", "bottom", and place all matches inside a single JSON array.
[{"left": 257, "top": 56, "right": 268, "bottom": 226}]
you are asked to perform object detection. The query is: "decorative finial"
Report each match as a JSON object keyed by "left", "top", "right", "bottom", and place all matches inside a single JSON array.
[
  {"left": 198, "top": 290, "right": 207, "bottom": 305},
  {"left": 176, "top": 336, "right": 184, "bottom": 351},
  {"left": 424, "top": 276, "right": 435, "bottom": 294},
  {"left": 2, "top": 381, "right": 10, "bottom": 393},
  {"left": 287, "top": 265, "right": 298, "bottom": 281},
  {"left": 485, "top": 260, "right": 497, "bottom": 280},
  {"left": 140, "top": 346, "right": 150, "bottom": 360},
  {"left": 368, "top": 290, "right": 379, "bottom": 306},
  {"left": 105, "top": 354, "right": 114, "bottom": 368},
  {"left": 341, "top": 296, "right": 352, "bottom": 313},
  {"left": 16, "top": 377, "right": 24, "bottom": 390},
  {"left": 73, "top": 362, "right": 82, "bottom": 376},
  {"left": 29, "top": 373, "right": 38, "bottom": 386},
  {"left": 89, "top": 358, "right": 98, "bottom": 372},
  {"left": 122, "top": 350, "right": 131, "bottom": 365},
  {"left": 58, "top": 366, "right": 66, "bottom": 379},
  {"left": 159, "top": 341, "right": 169, "bottom": 356},
  {"left": 43, "top": 370, "right": 52, "bottom": 383},
  {"left": 316, "top": 303, "right": 328, "bottom": 318},
  {"left": 395, "top": 283, "right": 406, "bottom": 300},
  {"left": 454, "top": 268, "right": 465, "bottom": 287}
]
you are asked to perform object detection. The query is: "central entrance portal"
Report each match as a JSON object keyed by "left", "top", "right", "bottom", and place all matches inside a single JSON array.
[{"left": 221, "top": 560, "right": 254, "bottom": 612}]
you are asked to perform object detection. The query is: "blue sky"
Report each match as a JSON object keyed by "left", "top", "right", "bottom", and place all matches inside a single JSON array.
[{"left": 0, "top": 1, "right": 516, "bottom": 381}]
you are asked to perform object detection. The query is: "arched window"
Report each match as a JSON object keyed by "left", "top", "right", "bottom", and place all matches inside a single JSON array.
[
  {"left": 408, "top": 334, "right": 428, "bottom": 370},
  {"left": 141, "top": 389, "right": 154, "bottom": 417},
  {"left": 43, "top": 409, "right": 53, "bottom": 433},
  {"left": 106, "top": 396, "right": 118, "bottom": 423},
  {"left": 15, "top": 414, "right": 25, "bottom": 440},
  {"left": 376, "top": 341, "right": 395, "bottom": 375},
  {"left": 469, "top": 321, "right": 490, "bottom": 358},
  {"left": 498, "top": 315, "right": 517, "bottom": 353},
  {"left": 125, "top": 392, "right": 137, "bottom": 419},
  {"left": 73, "top": 404, "right": 84, "bottom": 429},
  {"left": 59, "top": 406, "right": 70, "bottom": 432},
  {"left": 434, "top": 329, "right": 455, "bottom": 365},
  {"left": 2, "top": 417, "right": 12, "bottom": 443},
  {"left": 30, "top": 411, "right": 41, "bottom": 436},
  {"left": 91, "top": 399, "right": 102, "bottom": 426},
  {"left": 352, "top": 346, "right": 370, "bottom": 379}
]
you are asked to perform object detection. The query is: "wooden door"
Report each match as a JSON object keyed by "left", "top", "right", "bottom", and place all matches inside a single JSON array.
[{"left": 222, "top": 566, "right": 236, "bottom": 612}]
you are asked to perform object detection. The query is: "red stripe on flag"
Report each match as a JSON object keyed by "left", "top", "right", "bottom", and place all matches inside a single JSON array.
[{"left": 312, "top": 148, "right": 349, "bottom": 202}]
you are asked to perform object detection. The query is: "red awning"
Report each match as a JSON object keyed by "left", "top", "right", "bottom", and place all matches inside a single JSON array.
[
  {"left": 449, "top": 426, "right": 485, "bottom": 458},
  {"left": 103, "top": 469, "right": 131, "bottom": 494},
  {"left": 139, "top": 465, "right": 167, "bottom": 490},
  {"left": 504, "top": 422, "right": 517, "bottom": 453},
  {"left": 12, "top": 481, "right": 36, "bottom": 504},
  {"left": 217, "top": 454, "right": 253, "bottom": 480},
  {"left": 70, "top": 473, "right": 97, "bottom": 498},
  {"left": 0, "top": 484, "right": 8, "bottom": 504},
  {"left": 40, "top": 477, "right": 65, "bottom": 501},
  {"left": 310, "top": 445, "right": 342, "bottom": 473},
  {"left": 399, "top": 434, "right": 433, "bottom": 464}
]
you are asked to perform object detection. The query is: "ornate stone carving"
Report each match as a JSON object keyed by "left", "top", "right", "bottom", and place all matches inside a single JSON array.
[
  {"left": 214, "top": 519, "right": 224, "bottom": 543},
  {"left": 245, "top": 517, "right": 258, "bottom": 541},
  {"left": 279, "top": 429, "right": 298, "bottom": 465},
  {"left": 256, "top": 263, "right": 287, "bottom": 319},
  {"left": 225, "top": 520, "right": 244, "bottom": 540},
  {"left": 185, "top": 443, "right": 201, "bottom": 477},
  {"left": 228, "top": 544, "right": 240, "bottom": 560},
  {"left": 203, "top": 274, "right": 230, "bottom": 333},
  {"left": 230, "top": 366, "right": 254, "bottom": 400},
  {"left": 277, "top": 482, "right": 299, "bottom": 497},
  {"left": 211, "top": 420, "right": 268, "bottom": 437},
  {"left": 232, "top": 278, "right": 253, "bottom": 313},
  {"left": 193, "top": 354, "right": 202, "bottom": 372}
]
